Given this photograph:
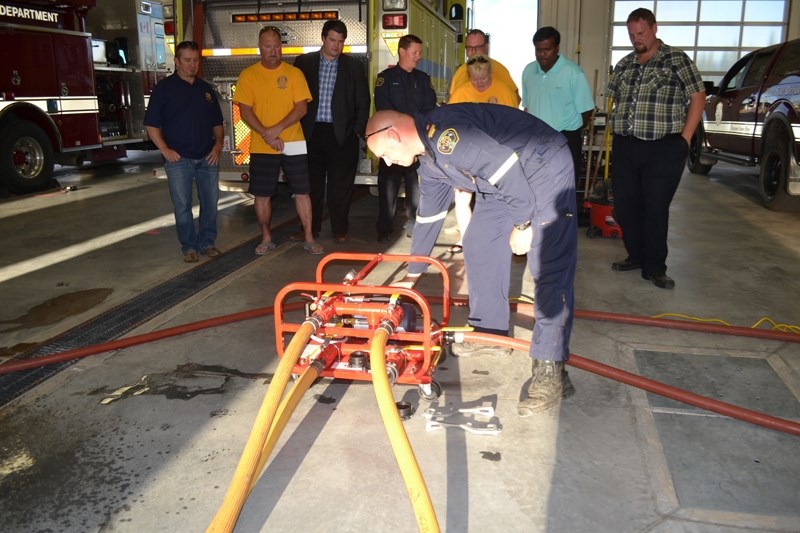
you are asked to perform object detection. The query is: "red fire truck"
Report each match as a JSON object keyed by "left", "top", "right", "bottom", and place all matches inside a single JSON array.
[{"left": 0, "top": 0, "right": 168, "bottom": 194}]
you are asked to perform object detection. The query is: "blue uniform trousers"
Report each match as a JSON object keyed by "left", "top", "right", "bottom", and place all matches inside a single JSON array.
[{"left": 463, "top": 152, "right": 577, "bottom": 362}]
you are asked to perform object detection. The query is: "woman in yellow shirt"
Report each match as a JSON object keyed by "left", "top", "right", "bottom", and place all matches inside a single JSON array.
[
  {"left": 450, "top": 55, "right": 519, "bottom": 107},
  {"left": 447, "top": 55, "right": 519, "bottom": 252}
]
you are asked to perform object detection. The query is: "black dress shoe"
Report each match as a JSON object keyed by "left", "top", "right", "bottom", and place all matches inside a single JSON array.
[
  {"left": 377, "top": 233, "right": 391, "bottom": 243},
  {"left": 642, "top": 271, "right": 675, "bottom": 289},
  {"left": 612, "top": 257, "right": 641, "bottom": 271}
]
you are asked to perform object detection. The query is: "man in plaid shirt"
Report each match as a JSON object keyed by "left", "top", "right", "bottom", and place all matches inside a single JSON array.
[{"left": 606, "top": 7, "right": 705, "bottom": 290}]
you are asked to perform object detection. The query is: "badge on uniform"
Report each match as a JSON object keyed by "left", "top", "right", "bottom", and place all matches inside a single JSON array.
[
  {"left": 437, "top": 128, "right": 459, "bottom": 155},
  {"left": 205, "top": 92, "right": 213, "bottom": 102},
  {"left": 375, "top": 77, "right": 385, "bottom": 87},
  {"left": 426, "top": 123, "right": 436, "bottom": 139}
]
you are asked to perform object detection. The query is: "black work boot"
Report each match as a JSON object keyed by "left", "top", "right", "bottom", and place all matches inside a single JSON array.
[{"left": 516, "top": 359, "right": 575, "bottom": 416}]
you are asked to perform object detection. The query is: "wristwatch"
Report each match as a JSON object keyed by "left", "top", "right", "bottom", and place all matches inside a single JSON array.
[{"left": 514, "top": 220, "right": 532, "bottom": 231}]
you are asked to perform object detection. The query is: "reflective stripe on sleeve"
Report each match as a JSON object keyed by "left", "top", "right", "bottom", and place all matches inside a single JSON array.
[
  {"left": 416, "top": 210, "right": 448, "bottom": 224},
  {"left": 488, "top": 153, "right": 519, "bottom": 186}
]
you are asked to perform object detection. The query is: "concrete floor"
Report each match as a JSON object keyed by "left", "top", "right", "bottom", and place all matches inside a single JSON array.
[{"left": 0, "top": 153, "right": 798, "bottom": 532}]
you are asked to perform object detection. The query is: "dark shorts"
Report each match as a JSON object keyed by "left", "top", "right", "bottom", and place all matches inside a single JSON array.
[{"left": 248, "top": 153, "right": 310, "bottom": 197}]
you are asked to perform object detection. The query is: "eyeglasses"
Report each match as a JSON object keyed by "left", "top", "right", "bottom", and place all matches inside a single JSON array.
[
  {"left": 465, "top": 44, "right": 486, "bottom": 52},
  {"left": 466, "top": 56, "right": 489, "bottom": 66},
  {"left": 364, "top": 125, "right": 392, "bottom": 139}
]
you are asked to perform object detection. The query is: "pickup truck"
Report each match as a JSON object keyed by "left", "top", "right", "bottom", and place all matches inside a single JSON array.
[{"left": 687, "top": 38, "right": 800, "bottom": 211}]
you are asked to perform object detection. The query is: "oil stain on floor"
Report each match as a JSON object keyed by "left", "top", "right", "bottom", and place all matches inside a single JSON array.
[{"left": 0, "top": 288, "right": 114, "bottom": 333}]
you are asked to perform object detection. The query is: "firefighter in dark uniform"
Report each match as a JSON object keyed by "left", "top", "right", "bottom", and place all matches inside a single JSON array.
[
  {"left": 365, "top": 104, "right": 578, "bottom": 414},
  {"left": 373, "top": 34, "right": 437, "bottom": 241}
]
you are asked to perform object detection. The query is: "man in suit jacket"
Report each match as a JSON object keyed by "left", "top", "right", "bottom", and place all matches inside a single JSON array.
[{"left": 294, "top": 20, "right": 371, "bottom": 243}]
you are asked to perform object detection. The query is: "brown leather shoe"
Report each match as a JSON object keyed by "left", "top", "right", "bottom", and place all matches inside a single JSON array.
[
  {"left": 201, "top": 246, "right": 221, "bottom": 257},
  {"left": 183, "top": 250, "right": 199, "bottom": 263}
]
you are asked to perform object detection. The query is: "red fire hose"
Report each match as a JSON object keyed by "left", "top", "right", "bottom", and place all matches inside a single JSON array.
[
  {"left": 464, "top": 331, "right": 800, "bottom": 437},
  {"left": 0, "top": 303, "right": 304, "bottom": 375},
  {"left": 1, "top": 304, "right": 797, "bottom": 437}
]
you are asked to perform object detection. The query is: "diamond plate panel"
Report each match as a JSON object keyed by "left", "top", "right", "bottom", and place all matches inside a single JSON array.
[
  {"left": 634, "top": 350, "right": 800, "bottom": 418},
  {"left": 654, "top": 412, "right": 800, "bottom": 514},
  {"left": 635, "top": 350, "right": 800, "bottom": 516}
]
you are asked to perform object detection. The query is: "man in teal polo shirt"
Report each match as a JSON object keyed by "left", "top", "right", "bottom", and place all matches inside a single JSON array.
[{"left": 521, "top": 26, "right": 594, "bottom": 186}]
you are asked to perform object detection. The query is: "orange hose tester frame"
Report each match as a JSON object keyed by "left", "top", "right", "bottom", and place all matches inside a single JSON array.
[{"left": 273, "top": 253, "right": 451, "bottom": 387}]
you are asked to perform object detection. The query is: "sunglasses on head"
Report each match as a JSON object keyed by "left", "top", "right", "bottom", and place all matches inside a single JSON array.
[{"left": 467, "top": 56, "right": 489, "bottom": 66}]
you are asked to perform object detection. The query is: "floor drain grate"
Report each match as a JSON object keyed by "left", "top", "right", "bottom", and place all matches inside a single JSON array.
[{"left": 0, "top": 236, "right": 265, "bottom": 407}]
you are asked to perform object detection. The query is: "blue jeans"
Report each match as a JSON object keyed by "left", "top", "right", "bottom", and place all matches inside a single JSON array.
[{"left": 164, "top": 157, "right": 219, "bottom": 254}]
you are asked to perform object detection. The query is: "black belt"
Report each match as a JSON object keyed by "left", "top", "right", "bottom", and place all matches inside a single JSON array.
[{"left": 615, "top": 133, "right": 681, "bottom": 141}]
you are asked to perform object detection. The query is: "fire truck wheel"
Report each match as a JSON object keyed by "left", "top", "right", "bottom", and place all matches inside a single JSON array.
[
  {"left": 759, "top": 128, "right": 797, "bottom": 211},
  {"left": 0, "top": 122, "right": 55, "bottom": 194}
]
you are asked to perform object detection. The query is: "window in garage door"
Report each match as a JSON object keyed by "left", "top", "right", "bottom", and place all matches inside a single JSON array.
[{"left": 609, "top": 0, "right": 789, "bottom": 84}]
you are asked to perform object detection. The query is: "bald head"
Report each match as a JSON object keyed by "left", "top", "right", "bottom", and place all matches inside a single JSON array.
[
  {"left": 365, "top": 111, "right": 424, "bottom": 167},
  {"left": 365, "top": 110, "right": 401, "bottom": 136}
]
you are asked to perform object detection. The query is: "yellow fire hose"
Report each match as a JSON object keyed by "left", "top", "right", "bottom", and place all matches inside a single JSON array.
[
  {"left": 370, "top": 324, "right": 440, "bottom": 533},
  {"left": 208, "top": 319, "right": 440, "bottom": 532},
  {"left": 207, "top": 321, "right": 315, "bottom": 533},
  {"left": 249, "top": 353, "right": 330, "bottom": 493}
]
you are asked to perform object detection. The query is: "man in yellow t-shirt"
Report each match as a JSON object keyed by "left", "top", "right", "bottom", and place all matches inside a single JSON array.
[
  {"left": 234, "top": 26, "right": 323, "bottom": 256},
  {"left": 448, "top": 29, "right": 519, "bottom": 105}
]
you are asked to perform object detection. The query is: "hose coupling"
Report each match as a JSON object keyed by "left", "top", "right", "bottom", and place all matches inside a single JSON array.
[
  {"left": 305, "top": 315, "right": 324, "bottom": 331},
  {"left": 309, "top": 357, "right": 327, "bottom": 373},
  {"left": 378, "top": 320, "right": 396, "bottom": 335},
  {"left": 441, "top": 326, "right": 472, "bottom": 344},
  {"left": 386, "top": 362, "right": 399, "bottom": 385}
]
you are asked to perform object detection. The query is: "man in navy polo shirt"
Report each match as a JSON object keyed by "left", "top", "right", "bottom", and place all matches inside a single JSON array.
[{"left": 145, "top": 41, "right": 224, "bottom": 263}]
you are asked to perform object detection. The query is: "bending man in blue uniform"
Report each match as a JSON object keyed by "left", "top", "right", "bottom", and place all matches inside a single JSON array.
[{"left": 365, "top": 104, "right": 578, "bottom": 414}]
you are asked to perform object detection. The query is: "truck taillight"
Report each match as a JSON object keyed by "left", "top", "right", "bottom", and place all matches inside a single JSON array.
[
  {"left": 241, "top": 173, "right": 249, "bottom": 182},
  {"left": 382, "top": 14, "right": 407, "bottom": 29}
]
